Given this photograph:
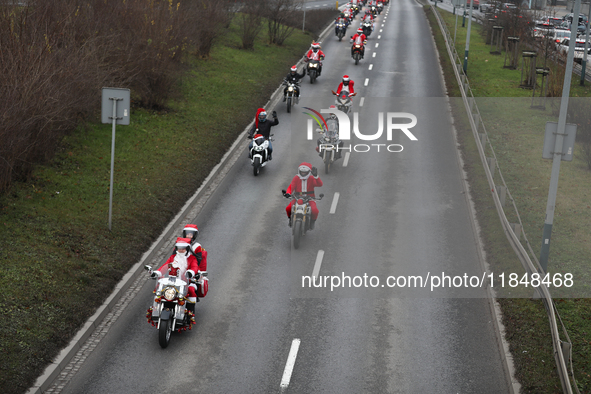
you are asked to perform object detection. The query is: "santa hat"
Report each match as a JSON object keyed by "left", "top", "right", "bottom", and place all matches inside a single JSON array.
[
  {"left": 175, "top": 237, "right": 191, "bottom": 248},
  {"left": 342, "top": 75, "right": 350, "bottom": 82},
  {"left": 255, "top": 108, "right": 266, "bottom": 129},
  {"left": 183, "top": 224, "right": 198, "bottom": 233},
  {"left": 298, "top": 162, "right": 313, "bottom": 180}
]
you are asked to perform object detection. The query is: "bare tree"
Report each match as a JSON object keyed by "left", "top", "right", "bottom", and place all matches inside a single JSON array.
[
  {"left": 238, "top": 0, "right": 266, "bottom": 49},
  {"left": 266, "top": 0, "right": 301, "bottom": 45}
]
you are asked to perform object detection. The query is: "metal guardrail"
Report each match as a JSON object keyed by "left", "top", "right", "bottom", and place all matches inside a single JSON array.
[{"left": 429, "top": 5, "right": 580, "bottom": 394}]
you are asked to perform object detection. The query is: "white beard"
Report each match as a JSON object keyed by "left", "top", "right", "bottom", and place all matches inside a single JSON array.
[{"left": 172, "top": 253, "right": 189, "bottom": 277}]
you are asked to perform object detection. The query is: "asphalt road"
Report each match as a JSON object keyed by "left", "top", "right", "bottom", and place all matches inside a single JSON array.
[{"left": 56, "top": 1, "right": 511, "bottom": 393}]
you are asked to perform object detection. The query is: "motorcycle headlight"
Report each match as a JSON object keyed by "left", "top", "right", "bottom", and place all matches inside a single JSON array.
[
  {"left": 254, "top": 145, "right": 264, "bottom": 151},
  {"left": 355, "top": 45, "right": 360, "bottom": 48},
  {"left": 163, "top": 287, "right": 177, "bottom": 301},
  {"left": 310, "top": 63, "right": 317, "bottom": 68},
  {"left": 288, "top": 87, "right": 294, "bottom": 91},
  {"left": 324, "top": 137, "right": 330, "bottom": 142}
]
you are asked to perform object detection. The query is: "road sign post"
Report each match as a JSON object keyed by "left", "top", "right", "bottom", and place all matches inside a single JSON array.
[{"left": 101, "top": 87, "right": 130, "bottom": 231}]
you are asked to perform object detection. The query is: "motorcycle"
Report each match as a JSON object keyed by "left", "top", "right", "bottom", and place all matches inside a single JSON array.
[
  {"left": 351, "top": 42, "right": 365, "bottom": 65},
  {"left": 317, "top": 121, "right": 343, "bottom": 174},
  {"left": 332, "top": 89, "right": 357, "bottom": 114},
  {"left": 362, "top": 20, "right": 373, "bottom": 37},
  {"left": 377, "top": 3, "right": 383, "bottom": 14},
  {"left": 335, "top": 22, "right": 347, "bottom": 41},
  {"left": 283, "top": 80, "right": 300, "bottom": 113},
  {"left": 248, "top": 133, "right": 273, "bottom": 176},
  {"left": 282, "top": 191, "right": 324, "bottom": 249},
  {"left": 370, "top": 5, "right": 377, "bottom": 16},
  {"left": 144, "top": 264, "right": 196, "bottom": 348},
  {"left": 307, "top": 59, "right": 321, "bottom": 84}
]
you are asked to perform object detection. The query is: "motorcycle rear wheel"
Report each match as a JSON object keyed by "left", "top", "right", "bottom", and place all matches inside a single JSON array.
[
  {"left": 293, "top": 221, "right": 302, "bottom": 249},
  {"left": 159, "top": 318, "right": 172, "bottom": 348}
]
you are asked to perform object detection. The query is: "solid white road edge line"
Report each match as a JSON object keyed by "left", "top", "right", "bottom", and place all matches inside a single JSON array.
[
  {"left": 280, "top": 339, "right": 301, "bottom": 389},
  {"left": 330, "top": 192, "right": 340, "bottom": 214},
  {"left": 312, "top": 250, "right": 325, "bottom": 279},
  {"left": 342, "top": 151, "right": 351, "bottom": 167}
]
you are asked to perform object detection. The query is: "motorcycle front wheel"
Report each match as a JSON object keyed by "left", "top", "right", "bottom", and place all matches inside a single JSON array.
[
  {"left": 293, "top": 220, "right": 302, "bottom": 249},
  {"left": 159, "top": 318, "right": 172, "bottom": 348},
  {"left": 253, "top": 157, "right": 261, "bottom": 176},
  {"left": 309, "top": 71, "right": 316, "bottom": 84},
  {"left": 325, "top": 159, "right": 330, "bottom": 174},
  {"left": 287, "top": 97, "right": 291, "bottom": 113},
  {"left": 354, "top": 54, "right": 359, "bottom": 65}
]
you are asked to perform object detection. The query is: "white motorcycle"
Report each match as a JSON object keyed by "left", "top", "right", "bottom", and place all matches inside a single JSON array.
[
  {"left": 144, "top": 264, "right": 196, "bottom": 348},
  {"left": 331, "top": 89, "right": 357, "bottom": 115},
  {"left": 248, "top": 133, "right": 273, "bottom": 176}
]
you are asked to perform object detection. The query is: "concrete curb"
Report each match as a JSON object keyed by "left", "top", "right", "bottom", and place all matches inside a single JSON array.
[{"left": 26, "top": 15, "right": 340, "bottom": 394}]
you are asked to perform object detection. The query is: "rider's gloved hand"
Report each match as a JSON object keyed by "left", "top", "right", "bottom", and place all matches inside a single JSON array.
[
  {"left": 311, "top": 167, "right": 318, "bottom": 177},
  {"left": 272, "top": 111, "right": 277, "bottom": 119}
]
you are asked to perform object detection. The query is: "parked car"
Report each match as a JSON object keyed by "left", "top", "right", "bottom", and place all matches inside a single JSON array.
[
  {"left": 467, "top": 0, "right": 480, "bottom": 9},
  {"left": 558, "top": 37, "right": 591, "bottom": 63},
  {"left": 544, "top": 16, "right": 563, "bottom": 27},
  {"left": 563, "top": 13, "right": 588, "bottom": 26},
  {"left": 479, "top": 2, "right": 493, "bottom": 12},
  {"left": 558, "top": 21, "right": 588, "bottom": 37},
  {"left": 533, "top": 22, "right": 555, "bottom": 39},
  {"left": 552, "top": 29, "right": 571, "bottom": 44},
  {"left": 500, "top": 2, "right": 517, "bottom": 11}
]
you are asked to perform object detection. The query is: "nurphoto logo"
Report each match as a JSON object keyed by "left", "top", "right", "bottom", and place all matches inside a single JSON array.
[{"left": 303, "top": 107, "right": 418, "bottom": 153}]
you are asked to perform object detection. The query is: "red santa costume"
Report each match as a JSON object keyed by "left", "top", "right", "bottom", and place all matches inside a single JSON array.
[
  {"left": 285, "top": 162, "right": 323, "bottom": 221},
  {"left": 154, "top": 237, "right": 199, "bottom": 304},
  {"left": 305, "top": 44, "right": 326, "bottom": 62},
  {"left": 336, "top": 75, "right": 355, "bottom": 95}
]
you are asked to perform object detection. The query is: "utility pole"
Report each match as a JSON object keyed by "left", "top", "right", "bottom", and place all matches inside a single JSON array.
[
  {"left": 539, "top": 0, "right": 581, "bottom": 272},
  {"left": 463, "top": 0, "right": 474, "bottom": 74}
]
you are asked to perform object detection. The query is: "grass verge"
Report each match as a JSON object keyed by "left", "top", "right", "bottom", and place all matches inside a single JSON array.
[
  {"left": 0, "top": 16, "right": 318, "bottom": 393},
  {"left": 426, "top": 5, "right": 591, "bottom": 392}
]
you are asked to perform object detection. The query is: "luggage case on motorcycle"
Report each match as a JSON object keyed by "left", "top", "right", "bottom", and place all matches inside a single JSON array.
[{"left": 198, "top": 277, "right": 209, "bottom": 297}]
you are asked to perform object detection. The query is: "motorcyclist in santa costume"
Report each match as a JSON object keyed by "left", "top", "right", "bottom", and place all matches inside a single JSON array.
[
  {"left": 285, "top": 163, "right": 323, "bottom": 229},
  {"left": 152, "top": 237, "right": 200, "bottom": 312},
  {"left": 336, "top": 75, "right": 355, "bottom": 95},
  {"left": 305, "top": 42, "right": 326, "bottom": 77},
  {"left": 350, "top": 28, "right": 367, "bottom": 58},
  {"left": 181, "top": 224, "right": 209, "bottom": 298}
]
